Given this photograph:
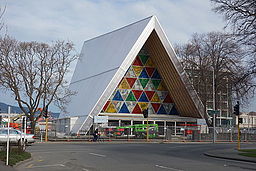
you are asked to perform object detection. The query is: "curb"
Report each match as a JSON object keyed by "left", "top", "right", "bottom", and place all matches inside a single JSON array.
[
  {"left": 204, "top": 152, "right": 256, "bottom": 163},
  {"left": 14, "top": 154, "right": 33, "bottom": 168}
]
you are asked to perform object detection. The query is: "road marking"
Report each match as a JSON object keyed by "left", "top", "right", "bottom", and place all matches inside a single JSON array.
[
  {"left": 155, "top": 164, "right": 183, "bottom": 171},
  {"left": 26, "top": 164, "right": 65, "bottom": 168},
  {"left": 26, "top": 164, "right": 34, "bottom": 168},
  {"left": 89, "top": 152, "right": 106, "bottom": 157},
  {"left": 82, "top": 168, "right": 89, "bottom": 171}
]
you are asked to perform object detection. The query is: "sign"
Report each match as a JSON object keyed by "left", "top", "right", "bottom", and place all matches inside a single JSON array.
[
  {"left": 94, "top": 116, "right": 108, "bottom": 123},
  {"left": 197, "top": 119, "right": 207, "bottom": 125},
  {"left": 208, "top": 110, "right": 220, "bottom": 115}
]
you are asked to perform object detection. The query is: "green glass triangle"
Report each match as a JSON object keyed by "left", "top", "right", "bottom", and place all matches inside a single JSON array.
[
  {"left": 139, "top": 55, "right": 149, "bottom": 65},
  {"left": 139, "top": 79, "right": 149, "bottom": 89},
  {"left": 152, "top": 79, "right": 161, "bottom": 89},
  {"left": 126, "top": 91, "right": 137, "bottom": 101}
]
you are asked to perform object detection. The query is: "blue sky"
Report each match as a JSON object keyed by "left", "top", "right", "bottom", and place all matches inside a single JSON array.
[{"left": 0, "top": 0, "right": 255, "bottom": 112}]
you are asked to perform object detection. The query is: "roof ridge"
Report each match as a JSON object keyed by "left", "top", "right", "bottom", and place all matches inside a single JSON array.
[{"left": 83, "top": 15, "right": 154, "bottom": 44}]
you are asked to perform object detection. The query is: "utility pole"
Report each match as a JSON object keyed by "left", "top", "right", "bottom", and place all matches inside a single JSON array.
[
  {"left": 6, "top": 106, "right": 11, "bottom": 166},
  {"left": 143, "top": 109, "right": 149, "bottom": 142}
]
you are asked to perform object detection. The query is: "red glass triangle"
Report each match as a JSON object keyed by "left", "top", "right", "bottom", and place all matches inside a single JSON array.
[
  {"left": 132, "top": 90, "right": 143, "bottom": 100},
  {"left": 103, "top": 101, "right": 110, "bottom": 112},
  {"left": 145, "top": 67, "right": 155, "bottom": 77},
  {"left": 163, "top": 94, "right": 173, "bottom": 103},
  {"left": 126, "top": 78, "right": 137, "bottom": 88},
  {"left": 145, "top": 91, "right": 155, "bottom": 100},
  {"left": 151, "top": 103, "right": 161, "bottom": 113},
  {"left": 133, "top": 56, "right": 143, "bottom": 66},
  {"left": 132, "top": 103, "right": 142, "bottom": 114}
]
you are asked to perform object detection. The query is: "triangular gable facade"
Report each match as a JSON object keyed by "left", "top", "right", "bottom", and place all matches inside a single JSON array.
[{"left": 61, "top": 16, "right": 208, "bottom": 134}]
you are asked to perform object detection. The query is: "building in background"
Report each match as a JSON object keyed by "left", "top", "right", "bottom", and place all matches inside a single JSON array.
[{"left": 237, "top": 112, "right": 256, "bottom": 130}]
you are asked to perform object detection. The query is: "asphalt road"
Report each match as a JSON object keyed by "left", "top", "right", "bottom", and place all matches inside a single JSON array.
[{"left": 16, "top": 142, "right": 256, "bottom": 171}]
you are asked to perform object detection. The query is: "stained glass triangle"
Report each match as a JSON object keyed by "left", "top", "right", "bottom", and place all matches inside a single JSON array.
[
  {"left": 133, "top": 56, "right": 143, "bottom": 66},
  {"left": 113, "top": 101, "right": 123, "bottom": 112},
  {"left": 133, "top": 66, "right": 143, "bottom": 77},
  {"left": 126, "top": 91, "right": 137, "bottom": 101},
  {"left": 170, "top": 105, "right": 179, "bottom": 115},
  {"left": 163, "top": 103, "right": 173, "bottom": 114},
  {"left": 145, "top": 67, "right": 155, "bottom": 77},
  {"left": 151, "top": 103, "right": 161, "bottom": 113},
  {"left": 106, "top": 102, "right": 117, "bottom": 113},
  {"left": 112, "top": 90, "right": 124, "bottom": 101},
  {"left": 126, "top": 67, "right": 136, "bottom": 78},
  {"left": 126, "top": 78, "right": 137, "bottom": 88},
  {"left": 157, "top": 105, "right": 167, "bottom": 114},
  {"left": 139, "top": 78, "right": 149, "bottom": 88},
  {"left": 132, "top": 103, "right": 142, "bottom": 114},
  {"left": 145, "top": 91, "right": 155, "bottom": 100},
  {"left": 139, "top": 68, "right": 149, "bottom": 78},
  {"left": 132, "top": 79, "right": 143, "bottom": 90},
  {"left": 157, "top": 91, "right": 168, "bottom": 101},
  {"left": 132, "top": 90, "right": 143, "bottom": 100},
  {"left": 138, "top": 102, "right": 149, "bottom": 111},
  {"left": 102, "top": 101, "right": 110, "bottom": 112},
  {"left": 138, "top": 92, "right": 149, "bottom": 102},
  {"left": 144, "top": 80, "right": 155, "bottom": 91},
  {"left": 152, "top": 70, "right": 161, "bottom": 79},
  {"left": 119, "top": 89, "right": 130, "bottom": 100},
  {"left": 151, "top": 93, "right": 161, "bottom": 102},
  {"left": 151, "top": 79, "right": 161, "bottom": 89},
  {"left": 139, "top": 55, "right": 149, "bottom": 65},
  {"left": 157, "top": 81, "right": 166, "bottom": 91},
  {"left": 119, "top": 78, "right": 130, "bottom": 89},
  {"left": 119, "top": 103, "right": 130, "bottom": 113},
  {"left": 126, "top": 102, "right": 136, "bottom": 112},
  {"left": 164, "top": 94, "right": 173, "bottom": 103},
  {"left": 147, "top": 103, "right": 154, "bottom": 114},
  {"left": 145, "top": 58, "right": 154, "bottom": 67}
]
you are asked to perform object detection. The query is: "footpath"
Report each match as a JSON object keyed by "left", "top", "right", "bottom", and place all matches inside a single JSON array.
[
  {"left": 0, "top": 161, "right": 16, "bottom": 171},
  {"left": 204, "top": 148, "right": 256, "bottom": 163}
]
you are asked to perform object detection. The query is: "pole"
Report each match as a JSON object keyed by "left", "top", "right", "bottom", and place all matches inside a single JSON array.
[
  {"left": 146, "top": 118, "right": 149, "bottom": 142},
  {"left": 45, "top": 118, "right": 48, "bottom": 142},
  {"left": 213, "top": 68, "right": 216, "bottom": 144},
  {"left": 6, "top": 106, "right": 11, "bottom": 166},
  {"left": 237, "top": 116, "right": 241, "bottom": 150}
]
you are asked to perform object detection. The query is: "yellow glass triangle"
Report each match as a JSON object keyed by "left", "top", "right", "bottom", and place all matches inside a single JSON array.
[
  {"left": 105, "top": 102, "right": 117, "bottom": 113},
  {"left": 151, "top": 93, "right": 161, "bottom": 102},
  {"left": 138, "top": 102, "right": 149, "bottom": 111},
  {"left": 145, "top": 58, "right": 155, "bottom": 67},
  {"left": 157, "top": 82, "right": 166, "bottom": 91},
  {"left": 119, "top": 79, "right": 130, "bottom": 89},
  {"left": 132, "top": 66, "right": 143, "bottom": 77}
]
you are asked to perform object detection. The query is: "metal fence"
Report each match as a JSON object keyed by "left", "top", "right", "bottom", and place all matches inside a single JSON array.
[{"left": 35, "top": 122, "right": 256, "bottom": 142}]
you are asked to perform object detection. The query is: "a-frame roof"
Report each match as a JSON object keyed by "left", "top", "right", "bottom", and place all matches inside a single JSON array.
[{"left": 60, "top": 16, "right": 208, "bottom": 134}]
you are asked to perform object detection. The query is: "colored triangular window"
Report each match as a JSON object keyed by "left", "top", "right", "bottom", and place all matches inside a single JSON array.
[
  {"left": 157, "top": 105, "right": 167, "bottom": 114},
  {"left": 145, "top": 91, "right": 155, "bottom": 100},
  {"left": 164, "top": 94, "right": 173, "bottom": 103},
  {"left": 138, "top": 102, "right": 149, "bottom": 111},
  {"left": 145, "top": 67, "right": 155, "bottom": 77},
  {"left": 106, "top": 102, "right": 117, "bottom": 113},
  {"left": 151, "top": 103, "right": 161, "bottom": 113},
  {"left": 138, "top": 92, "right": 149, "bottom": 102},
  {"left": 151, "top": 79, "right": 161, "bottom": 89},
  {"left": 126, "top": 91, "right": 137, "bottom": 101},
  {"left": 151, "top": 92, "right": 161, "bottom": 102},
  {"left": 133, "top": 66, "right": 143, "bottom": 77},
  {"left": 152, "top": 70, "right": 161, "bottom": 79},
  {"left": 139, "top": 54, "right": 149, "bottom": 65},
  {"left": 139, "top": 68, "right": 149, "bottom": 78},
  {"left": 139, "top": 78, "right": 149, "bottom": 88},
  {"left": 119, "top": 103, "right": 130, "bottom": 113},
  {"left": 126, "top": 78, "right": 137, "bottom": 88},
  {"left": 112, "top": 90, "right": 124, "bottom": 101},
  {"left": 132, "top": 103, "right": 142, "bottom": 114},
  {"left": 119, "top": 78, "right": 130, "bottom": 89},
  {"left": 133, "top": 56, "right": 143, "bottom": 66},
  {"left": 132, "top": 90, "right": 143, "bottom": 100}
]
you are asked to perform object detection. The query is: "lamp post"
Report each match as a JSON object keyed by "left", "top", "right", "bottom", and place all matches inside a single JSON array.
[{"left": 212, "top": 67, "right": 216, "bottom": 143}]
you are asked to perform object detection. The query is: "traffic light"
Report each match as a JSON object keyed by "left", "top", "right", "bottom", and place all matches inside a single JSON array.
[
  {"left": 143, "top": 109, "right": 148, "bottom": 118},
  {"left": 238, "top": 118, "right": 243, "bottom": 124},
  {"left": 233, "top": 101, "right": 240, "bottom": 115}
]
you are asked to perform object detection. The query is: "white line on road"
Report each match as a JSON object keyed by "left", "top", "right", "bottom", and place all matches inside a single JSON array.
[
  {"left": 26, "top": 164, "right": 65, "bottom": 168},
  {"left": 155, "top": 164, "right": 184, "bottom": 171},
  {"left": 89, "top": 152, "right": 106, "bottom": 157}
]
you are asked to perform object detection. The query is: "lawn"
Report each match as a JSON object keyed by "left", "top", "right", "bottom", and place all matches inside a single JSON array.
[
  {"left": 0, "top": 147, "right": 31, "bottom": 166},
  {"left": 239, "top": 149, "right": 256, "bottom": 158}
]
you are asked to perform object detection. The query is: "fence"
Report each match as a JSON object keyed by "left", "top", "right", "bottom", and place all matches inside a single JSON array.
[{"left": 35, "top": 122, "right": 256, "bottom": 142}]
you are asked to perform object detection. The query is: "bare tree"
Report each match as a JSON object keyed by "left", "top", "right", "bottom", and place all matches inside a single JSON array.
[
  {"left": 0, "top": 36, "right": 77, "bottom": 133},
  {"left": 176, "top": 32, "right": 247, "bottom": 121}
]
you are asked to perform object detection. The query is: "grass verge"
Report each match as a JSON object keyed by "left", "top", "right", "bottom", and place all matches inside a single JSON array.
[
  {"left": 239, "top": 149, "right": 256, "bottom": 158},
  {"left": 0, "top": 147, "right": 31, "bottom": 166}
]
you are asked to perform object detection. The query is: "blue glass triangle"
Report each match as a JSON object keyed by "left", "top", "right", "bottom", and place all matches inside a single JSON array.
[
  {"left": 139, "top": 68, "right": 149, "bottom": 78},
  {"left": 170, "top": 105, "right": 179, "bottom": 115},
  {"left": 113, "top": 90, "right": 123, "bottom": 101},
  {"left": 152, "top": 70, "right": 161, "bottom": 79},
  {"left": 138, "top": 92, "right": 149, "bottom": 102},
  {"left": 157, "top": 105, "right": 167, "bottom": 114},
  {"left": 119, "top": 103, "right": 130, "bottom": 113}
]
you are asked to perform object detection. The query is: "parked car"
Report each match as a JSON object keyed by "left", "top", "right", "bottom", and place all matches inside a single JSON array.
[{"left": 0, "top": 128, "right": 35, "bottom": 145}]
